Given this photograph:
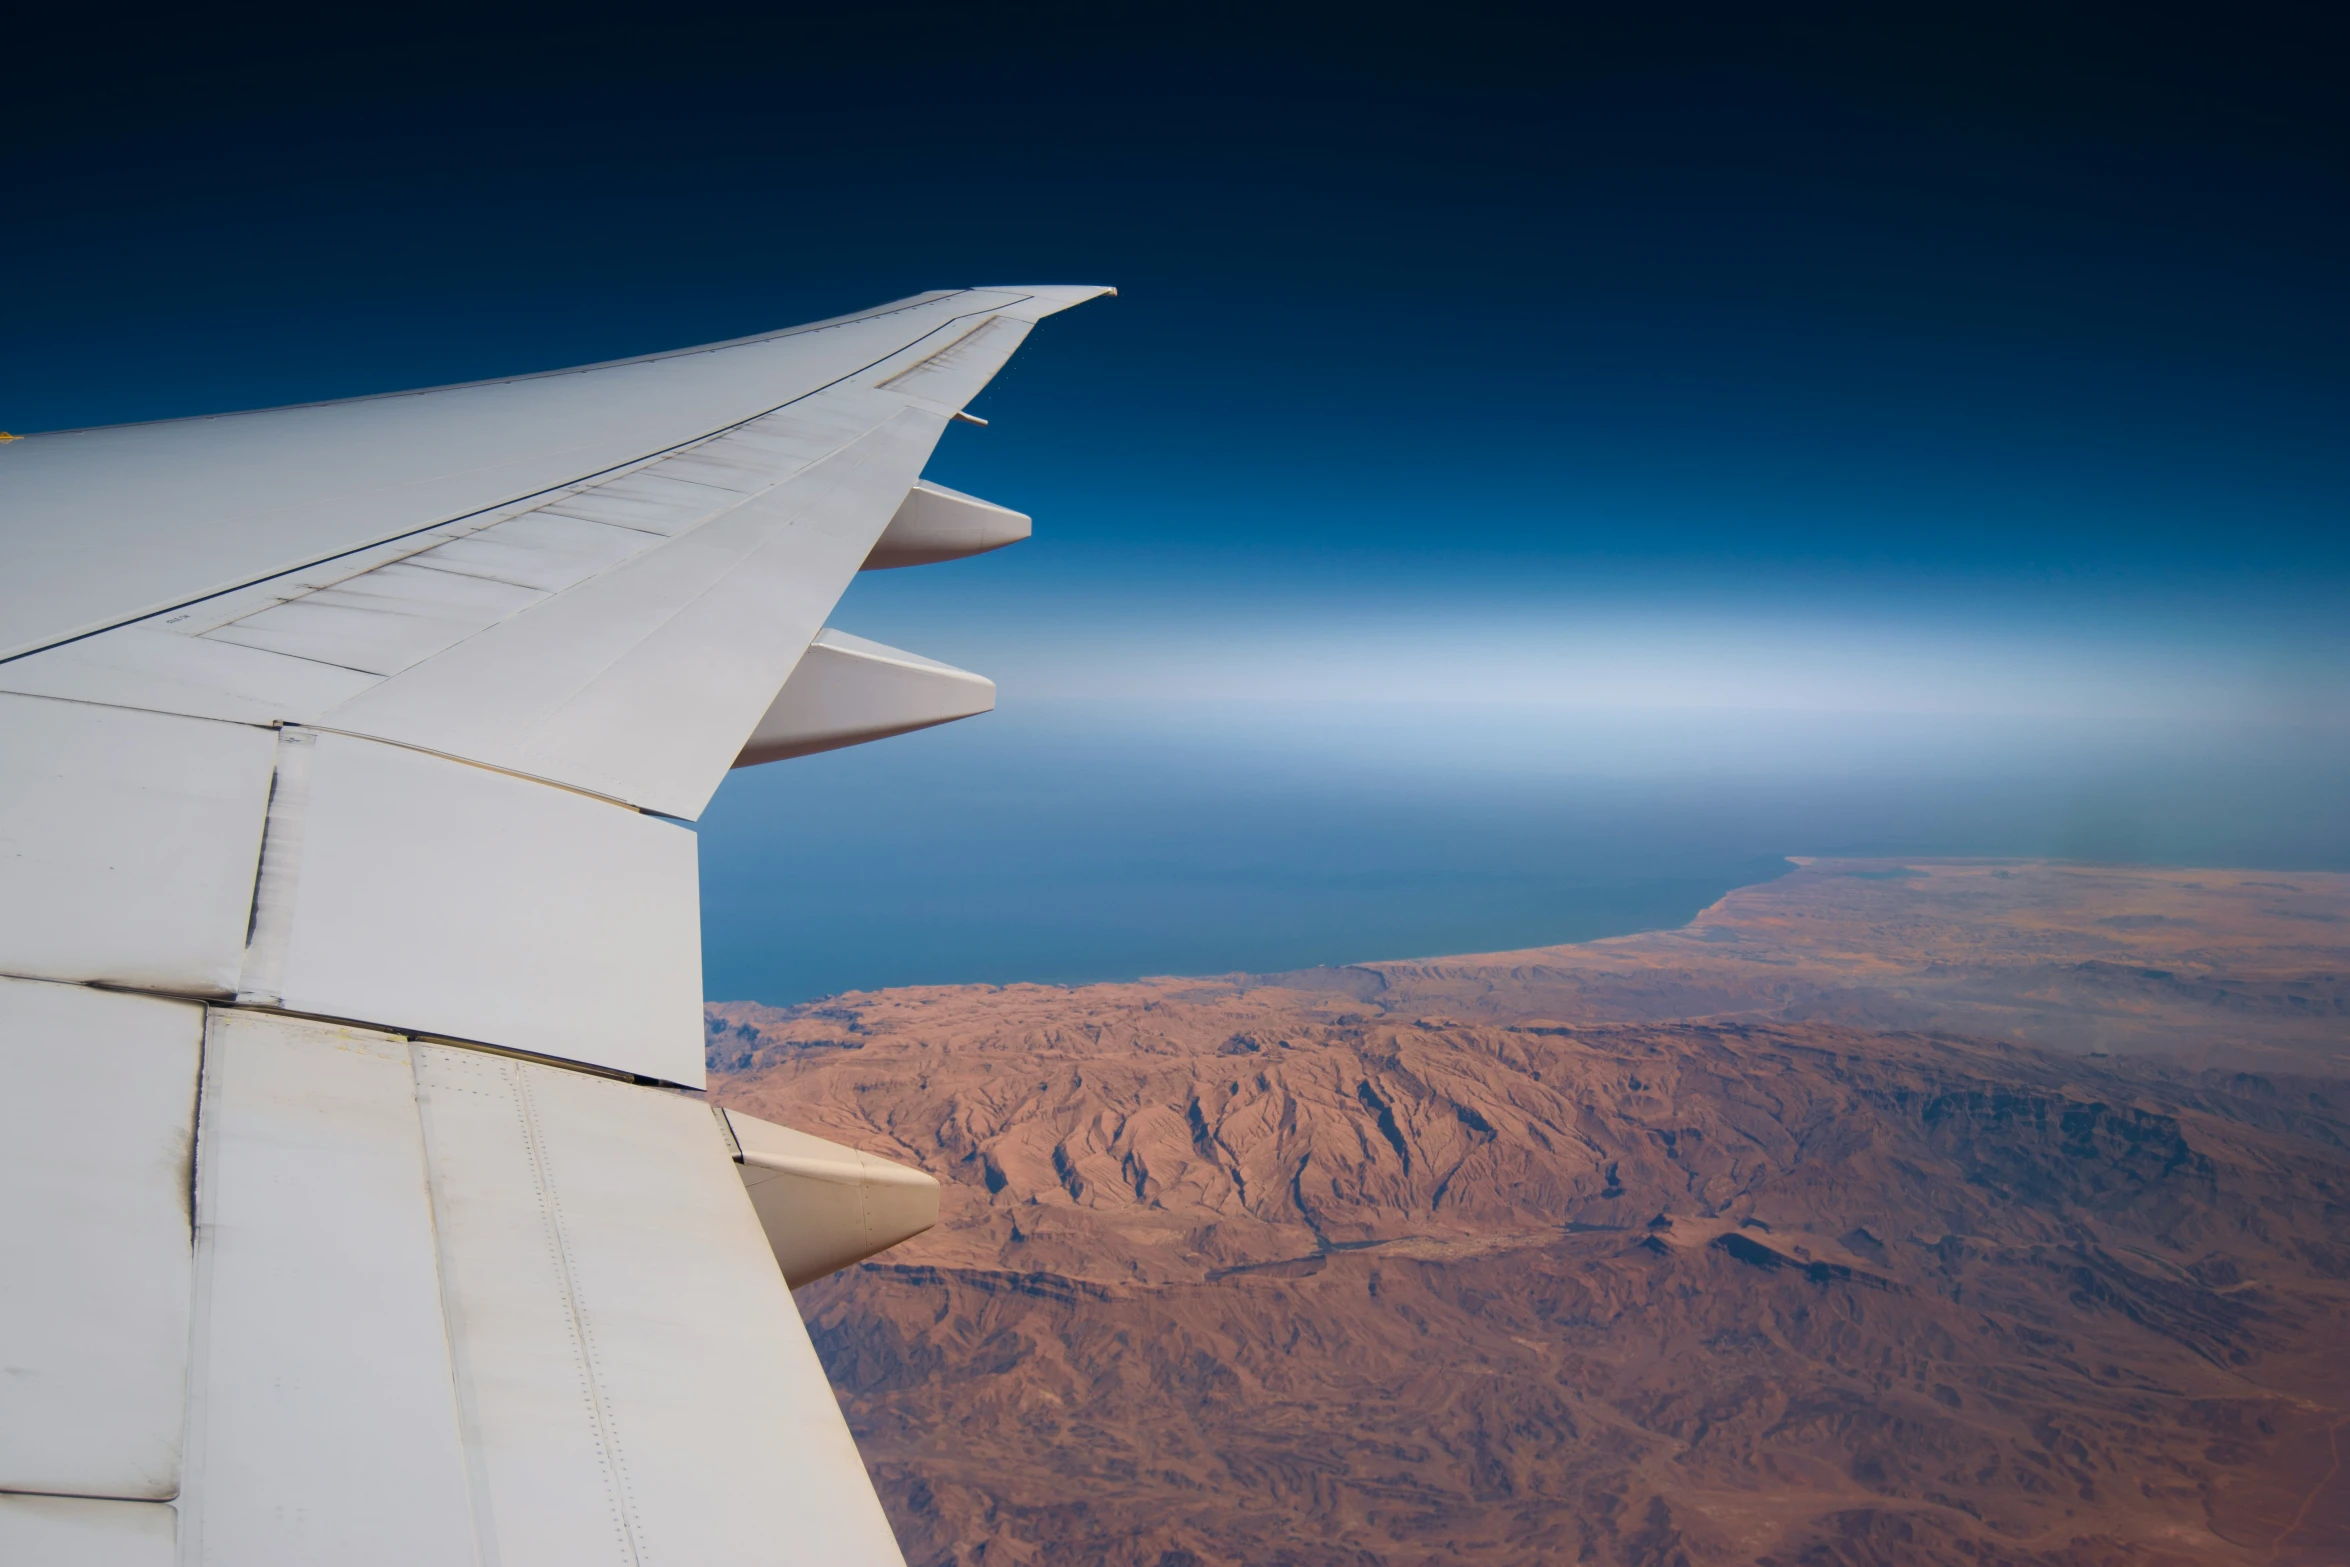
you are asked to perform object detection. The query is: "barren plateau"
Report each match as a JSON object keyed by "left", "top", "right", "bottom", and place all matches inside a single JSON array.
[{"left": 709, "top": 860, "right": 2350, "bottom": 1566}]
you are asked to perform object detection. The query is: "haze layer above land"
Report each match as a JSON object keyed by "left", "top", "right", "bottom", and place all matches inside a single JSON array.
[{"left": 710, "top": 861, "right": 2350, "bottom": 1566}]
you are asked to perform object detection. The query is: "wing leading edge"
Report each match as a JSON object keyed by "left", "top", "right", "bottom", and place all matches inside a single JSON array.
[{"left": 0, "top": 286, "right": 1110, "bottom": 1566}]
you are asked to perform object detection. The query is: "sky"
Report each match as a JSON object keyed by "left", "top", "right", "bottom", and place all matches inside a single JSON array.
[{"left": 7, "top": 4, "right": 2346, "bottom": 999}]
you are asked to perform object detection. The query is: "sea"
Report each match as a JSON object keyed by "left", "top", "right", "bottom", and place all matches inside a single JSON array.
[{"left": 696, "top": 699, "right": 2350, "bottom": 1003}]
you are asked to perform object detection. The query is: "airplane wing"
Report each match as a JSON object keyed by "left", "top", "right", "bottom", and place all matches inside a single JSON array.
[{"left": 0, "top": 286, "right": 1109, "bottom": 1566}]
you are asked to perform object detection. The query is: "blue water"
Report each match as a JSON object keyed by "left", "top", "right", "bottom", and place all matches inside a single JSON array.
[{"left": 696, "top": 701, "right": 2350, "bottom": 1004}]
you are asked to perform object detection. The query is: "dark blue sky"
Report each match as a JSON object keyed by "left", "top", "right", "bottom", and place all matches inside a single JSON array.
[
  {"left": 12, "top": 9, "right": 2347, "bottom": 608},
  {"left": 10, "top": 5, "right": 2347, "bottom": 996},
  {"left": 13, "top": 6, "right": 2346, "bottom": 589}
]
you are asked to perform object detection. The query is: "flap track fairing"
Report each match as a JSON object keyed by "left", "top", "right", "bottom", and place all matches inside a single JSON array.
[
  {"left": 861, "top": 479, "right": 1031, "bottom": 570},
  {"left": 732, "top": 628, "right": 994, "bottom": 768}
]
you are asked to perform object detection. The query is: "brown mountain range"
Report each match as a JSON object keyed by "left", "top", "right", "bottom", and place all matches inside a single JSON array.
[{"left": 708, "top": 860, "right": 2350, "bottom": 1567}]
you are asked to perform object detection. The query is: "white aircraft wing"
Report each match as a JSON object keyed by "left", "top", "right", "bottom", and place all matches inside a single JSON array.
[{"left": 0, "top": 286, "right": 1108, "bottom": 1566}]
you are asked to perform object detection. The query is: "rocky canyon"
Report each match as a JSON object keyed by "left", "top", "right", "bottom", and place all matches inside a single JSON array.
[{"left": 709, "top": 861, "right": 2350, "bottom": 1566}]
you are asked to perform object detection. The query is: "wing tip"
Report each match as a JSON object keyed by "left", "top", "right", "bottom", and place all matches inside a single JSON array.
[{"left": 974, "top": 284, "right": 1117, "bottom": 316}]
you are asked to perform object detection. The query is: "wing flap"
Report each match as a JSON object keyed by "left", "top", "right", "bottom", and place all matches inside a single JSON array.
[
  {"left": 245, "top": 731, "right": 704, "bottom": 1083},
  {"left": 0, "top": 1495, "right": 176, "bottom": 1566},
  {"left": 0, "top": 979, "right": 202, "bottom": 1503},
  {"left": 180, "top": 1011, "right": 479, "bottom": 1566},
  {"left": 172, "top": 1016, "right": 908, "bottom": 1565},
  {"left": 0, "top": 694, "right": 276, "bottom": 995},
  {"left": 414, "top": 1046, "right": 908, "bottom": 1566}
]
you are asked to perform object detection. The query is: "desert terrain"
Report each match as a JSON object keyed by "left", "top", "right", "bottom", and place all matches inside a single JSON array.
[{"left": 709, "top": 860, "right": 2350, "bottom": 1566}]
